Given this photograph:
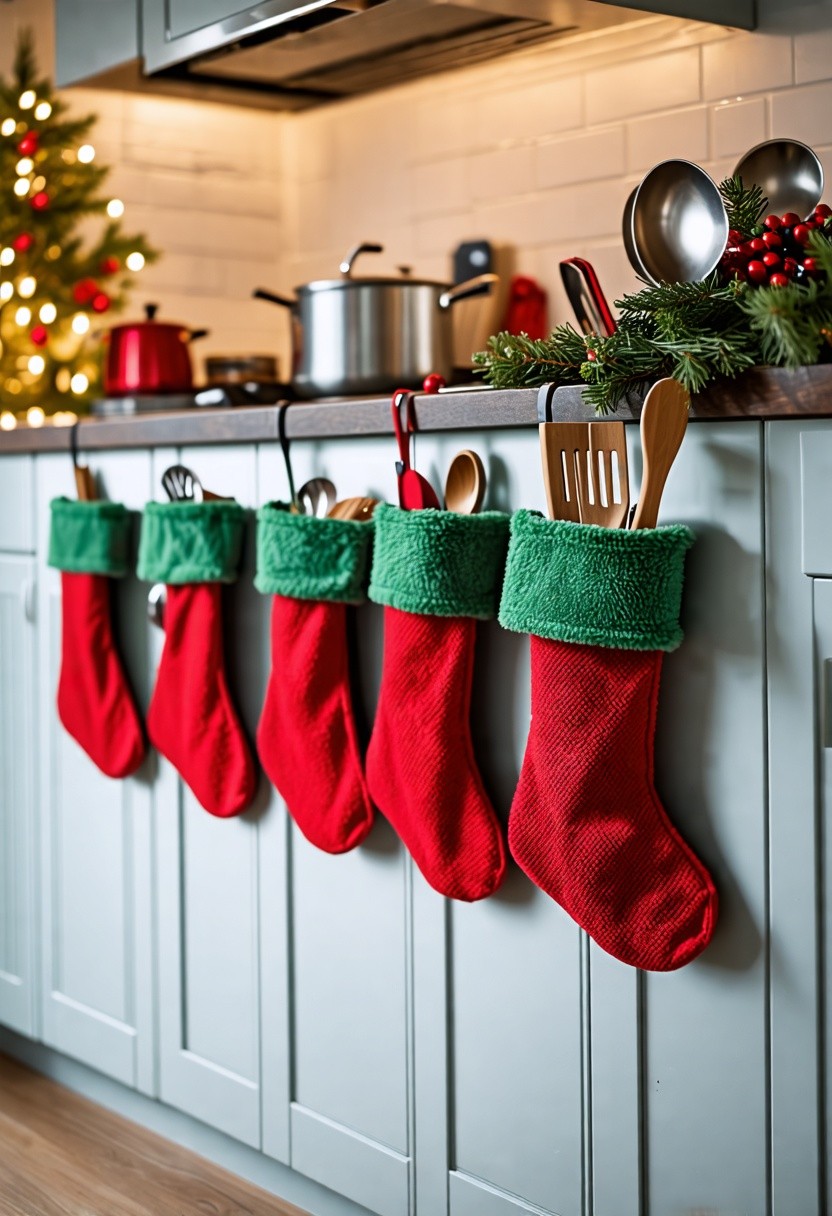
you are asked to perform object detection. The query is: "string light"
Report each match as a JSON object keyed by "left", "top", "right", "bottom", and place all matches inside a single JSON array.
[
  {"left": 77, "top": 144, "right": 95, "bottom": 163},
  {"left": 39, "top": 303, "right": 57, "bottom": 323},
  {"left": 56, "top": 368, "right": 71, "bottom": 392},
  {"left": 26, "top": 405, "right": 45, "bottom": 426},
  {"left": 27, "top": 355, "right": 45, "bottom": 375},
  {"left": 15, "top": 306, "right": 31, "bottom": 325},
  {"left": 0, "top": 283, "right": 12, "bottom": 301},
  {"left": 0, "top": 118, "right": 15, "bottom": 137},
  {"left": 46, "top": 245, "right": 61, "bottom": 260},
  {"left": 70, "top": 372, "right": 89, "bottom": 394},
  {"left": 71, "top": 313, "right": 90, "bottom": 335},
  {"left": 34, "top": 102, "right": 51, "bottom": 121},
  {"left": 5, "top": 379, "right": 21, "bottom": 394},
  {"left": 0, "top": 248, "right": 14, "bottom": 266},
  {"left": 0, "top": 412, "right": 16, "bottom": 431},
  {"left": 13, "top": 179, "right": 29, "bottom": 197},
  {"left": 106, "top": 199, "right": 124, "bottom": 218},
  {"left": 126, "top": 252, "right": 145, "bottom": 272},
  {"left": 52, "top": 410, "right": 77, "bottom": 426},
  {"left": 31, "top": 175, "right": 45, "bottom": 192},
  {"left": 18, "top": 276, "right": 36, "bottom": 298},
  {"left": 18, "top": 90, "right": 35, "bottom": 109},
  {"left": 15, "top": 158, "right": 33, "bottom": 176}
]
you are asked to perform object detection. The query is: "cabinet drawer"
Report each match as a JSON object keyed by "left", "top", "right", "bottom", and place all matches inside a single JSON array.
[{"left": 0, "top": 458, "right": 34, "bottom": 553}]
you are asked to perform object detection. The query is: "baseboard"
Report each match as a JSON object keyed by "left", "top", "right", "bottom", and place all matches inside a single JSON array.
[{"left": 0, "top": 1026, "right": 373, "bottom": 1216}]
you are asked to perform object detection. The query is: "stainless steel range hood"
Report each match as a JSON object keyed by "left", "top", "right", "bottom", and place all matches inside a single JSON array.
[{"left": 142, "top": 0, "right": 756, "bottom": 108}]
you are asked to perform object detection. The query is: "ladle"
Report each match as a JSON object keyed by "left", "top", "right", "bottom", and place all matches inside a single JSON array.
[
  {"left": 733, "top": 138, "right": 824, "bottom": 219},
  {"left": 328, "top": 497, "right": 379, "bottom": 521}
]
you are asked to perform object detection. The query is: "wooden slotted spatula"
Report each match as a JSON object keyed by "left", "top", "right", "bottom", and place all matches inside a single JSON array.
[
  {"left": 577, "top": 421, "right": 630, "bottom": 529},
  {"left": 630, "top": 378, "right": 689, "bottom": 530},
  {"left": 539, "top": 421, "right": 586, "bottom": 522}
]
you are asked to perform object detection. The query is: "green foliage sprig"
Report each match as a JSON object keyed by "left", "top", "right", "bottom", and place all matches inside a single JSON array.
[{"left": 474, "top": 180, "right": 832, "bottom": 414}]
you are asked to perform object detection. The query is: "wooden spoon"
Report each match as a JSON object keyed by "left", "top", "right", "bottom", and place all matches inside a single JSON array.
[
  {"left": 328, "top": 496, "right": 379, "bottom": 521},
  {"left": 630, "top": 378, "right": 689, "bottom": 530},
  {"left": 444, "top": 450, "right": 485, "bottom": 514}
]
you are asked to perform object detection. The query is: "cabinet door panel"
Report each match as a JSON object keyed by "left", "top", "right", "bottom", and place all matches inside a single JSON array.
[
  {"left": 814, "top": 579, "right": 832, "bottom": 1215},
  {"left": 0, "top": 457, "right": 34, "bottom": 552},
  {"left": 36, "top": 451, "right": 154, "bottom": 1092},
  {"left": 0, "top": 555, "right": 37, "bottom": 1037},
  {"left": 154, "top": 445, "right": 267, "bottom": 1148}
]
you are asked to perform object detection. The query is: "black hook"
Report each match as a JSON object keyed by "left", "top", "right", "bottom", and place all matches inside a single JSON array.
[
  {"left": 277, "top": 402, "right": 297, "bottom": 508},
  {"left": 70, "top": 419, "right": 82, "bottom": 470}
]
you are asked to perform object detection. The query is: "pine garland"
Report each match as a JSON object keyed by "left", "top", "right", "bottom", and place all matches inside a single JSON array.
[{"left": 474, "top": 180, "right": 832, "bottom": 414}]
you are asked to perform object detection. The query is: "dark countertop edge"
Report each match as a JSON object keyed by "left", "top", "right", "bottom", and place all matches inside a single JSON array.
[{"left": 2, "top": 365, "right": 832, "bottom": 454}]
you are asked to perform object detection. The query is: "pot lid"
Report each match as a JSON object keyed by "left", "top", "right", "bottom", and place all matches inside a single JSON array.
[{"left": 299, "top": 276, "right": 451, "bottom": 293}]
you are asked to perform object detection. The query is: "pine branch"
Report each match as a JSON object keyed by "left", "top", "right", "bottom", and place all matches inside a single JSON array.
[{"left": 719, "top": 174, "right": 768, "bottom": 233}]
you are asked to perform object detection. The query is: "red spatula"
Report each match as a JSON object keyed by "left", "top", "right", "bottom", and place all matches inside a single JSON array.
[{"left": 392, "top": 389, "right": 441, "bottom": 510}]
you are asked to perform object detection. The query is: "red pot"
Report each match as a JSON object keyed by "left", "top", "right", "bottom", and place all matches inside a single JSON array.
[{"left": 104, "top": 303, "right": 208, "bottom": 396}]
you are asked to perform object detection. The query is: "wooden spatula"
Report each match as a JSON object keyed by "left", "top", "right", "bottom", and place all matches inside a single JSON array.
[
  {"left": 579, "top": 422, "right": 630, "bottom": 529},
  {"left": 631, "top": 378, "right": 689, "bottom": 530},
  {"left": 539, "top": 421, "right": 585, "bottom": 522}
]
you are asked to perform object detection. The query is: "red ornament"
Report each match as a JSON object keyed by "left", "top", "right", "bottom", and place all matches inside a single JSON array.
[
  {"left": 768, "top": 273, "right": 790, "bottom": 288},
  {"left": 727, "top": 228, "right": 743, "bottom": 245},
  {"left": 762, "top": 251, "right": 781, "bottom": 269},
  {"left": 91, "top": 292, "right": 111, "bottom": 314},
  {"left": 99, "top": 256, "right": 120, "bottom": 276},
  {"left": 803, "top": 256, "right": 820, "bottom": 275},
  {"left": 762, "top": 231, "right": 782, "bottom": 250},
  {"left": 422, "top": 372, "right": 446, "bottom": 394},
  {"left": 794, "top": 223, "right": 812, "bottom": 246},
  {"left": 764, "top": 214, "right": 783, "bottom": 230},
  {"left": 72, "top": 278, "right": 98, "bottom": 305},
  {"left": 783, "top": 257, "right": 799, "bottom": 277},
  {"left": 30, "top": 191, "right": 49, "bottom": 211},
  {"left": 12, "top": 232, "right": 34, "bottom": 253},
  {"left": 586, "top": 349, "right": 597, "bottom": 362},
  {"left": 747, "top": 259, "right": 768, "bottom": 284},
  {"left": 781, "top": 212, "right": 802, "bottom": 227},
  {"left": 748, "top": 237, "right": 766, "bottom": 253},
  {"left": 815, "top": 203, "right": 832, "bottom": 219},
  {"left": 30, "top": 325, "right": 48, "bottom": 347},
  {"left": 17, "top": 131, "right": 38, "bottom": 157}
]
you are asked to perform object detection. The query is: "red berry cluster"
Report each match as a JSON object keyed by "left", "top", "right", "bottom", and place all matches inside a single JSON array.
[{"left": 721, "top": 203, "right": 832, "bottom": 288}]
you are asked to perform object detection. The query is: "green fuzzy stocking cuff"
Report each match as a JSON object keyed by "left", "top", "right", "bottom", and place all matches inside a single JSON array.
[
  {"left": 255, "top": 503, "right": 373, "bottom": 604},
  {"left": 48, "top": 497, "right": 132, "bottom": 577},
  {"left": 137, "top": 501, "right": 246, "bottom": 584},
  {"left": 369, "top": 503, "right": 509, "bottom": 619},
  {"left": 499, "top": 510, "right": 694, "bottom": 651}
]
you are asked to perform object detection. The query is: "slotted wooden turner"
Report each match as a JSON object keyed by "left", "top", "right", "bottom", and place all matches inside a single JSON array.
[
  {"left": 579, "top": 422, "right": 630, "bottom": 528},
  {"left": 539, "top": 421, "right": 585, "bottom": 522}
]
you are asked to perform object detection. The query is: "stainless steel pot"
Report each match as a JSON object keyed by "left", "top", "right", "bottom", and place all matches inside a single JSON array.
[{"left": 254, "top": 243, "right": 497, "bottom": 398}]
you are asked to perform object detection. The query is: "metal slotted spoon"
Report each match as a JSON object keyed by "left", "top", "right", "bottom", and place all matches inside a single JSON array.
[{"left": 149, "top": 464, "right": 206, "bottom": 628}]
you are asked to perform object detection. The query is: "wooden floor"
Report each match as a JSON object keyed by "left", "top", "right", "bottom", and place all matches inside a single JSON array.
[{"left": 0, "top": 1053, "right": 308, "bottom": 1216}]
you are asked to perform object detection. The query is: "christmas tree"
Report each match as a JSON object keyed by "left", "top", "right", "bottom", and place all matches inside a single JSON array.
[{"left": 0, "top": 31, "right": 157, "bottom": 422}]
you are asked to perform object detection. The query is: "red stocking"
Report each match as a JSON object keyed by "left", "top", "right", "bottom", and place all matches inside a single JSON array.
[
  {"left": 366, "top": 504, "right": 510, "bottom": 902},
  {"left": 49, "top": 498, "right": 145, "bottom": 779},
  {"left": 500, "top": 510, "right": 718, "bottom": 971},
  {"left": 139, "top": 500, "right": 255, "bottom": 818},
  {"left": 255, "top": 506, "right": 374, "bottom": 852}
]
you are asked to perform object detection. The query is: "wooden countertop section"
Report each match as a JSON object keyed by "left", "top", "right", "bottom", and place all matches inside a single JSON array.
[{"left": 2, "top": 365, "right": 832, "bottom": 454}]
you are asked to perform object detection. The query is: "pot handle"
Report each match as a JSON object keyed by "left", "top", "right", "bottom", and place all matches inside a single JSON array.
[
  {"left": 438, "top": 273, "right": 498, "bottom": 310},
  {"left": 253, "top": 288, "right": 296, "bottom": 309},
  {"left": 187, "top": 328, "right": 209, "bottom": 343},
  {"left": 340, "top": 242, "right": 384, "bottom": 278}
]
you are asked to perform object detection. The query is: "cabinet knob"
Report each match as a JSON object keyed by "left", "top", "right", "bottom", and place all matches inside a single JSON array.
[{"left": 20, "top": 577, "right": 36, "bottom": 624}]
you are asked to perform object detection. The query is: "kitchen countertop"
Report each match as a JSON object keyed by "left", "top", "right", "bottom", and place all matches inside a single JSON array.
[{"left": 2, "top": 364, "right": 832, "bottom": 454}]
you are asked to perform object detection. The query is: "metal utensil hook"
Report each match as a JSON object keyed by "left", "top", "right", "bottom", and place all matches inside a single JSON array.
[
  {"left": 70, "top": 421, "right": 97, "bottom": 501},
  {"left": 536, "top": 383, "right": 557, "bottom": 424},
  {"left": 277, "top": 402, "right": 298, "bottom": 507},
  {"left": 392, "top": 388, "right": 421, "bottom": 475}
]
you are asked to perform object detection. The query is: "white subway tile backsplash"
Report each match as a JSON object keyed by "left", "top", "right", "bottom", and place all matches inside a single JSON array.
[
  {"left": 475, "top": 77, "right": 584, "bottom": 147},
  {"left": 470, "top": 146, "right": 535, "bottom": 202},
  {"left": 536, "top": 128, "right": 625, "bottom": 189},
  {"left": 795, "top": 25, "right": 832, "bottom": 85},
  {"left": 702, "top": 31, "right": 793, "bottom": 100},
  {"left": 770, "top": 80, "right": 832, "bottom": 149},
  {"left": 712, "top": 97, "right": 767, "bottom": 159},
  {"left": 585, "top": 48, "right": 700, "bottom": 124},
  {"left": 626, "top": 107, "right": 709, "bottom": 173},
  {"left": 411, "top": 159, "right": 469, "bottom": 216}
]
